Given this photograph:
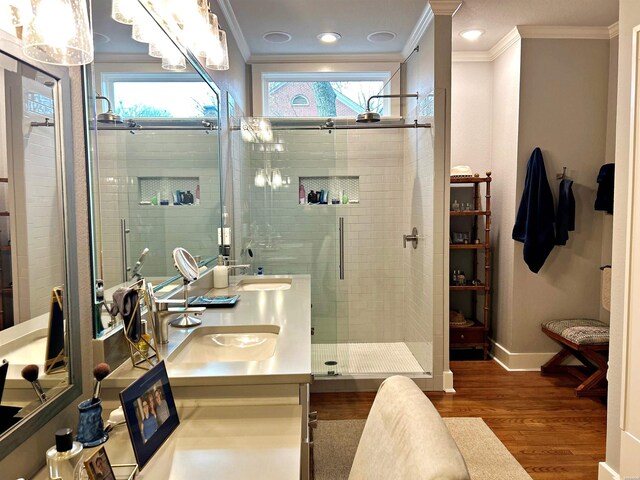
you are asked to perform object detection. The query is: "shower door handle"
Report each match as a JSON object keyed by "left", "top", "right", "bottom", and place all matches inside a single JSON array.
[
  {"left": 339, "top": 217, "right": 345, "bottom": 280},
  {"left": 120, "top": 218, "right": 130, "bottom": 282}
]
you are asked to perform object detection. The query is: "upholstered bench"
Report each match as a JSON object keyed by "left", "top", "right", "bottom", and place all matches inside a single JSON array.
[
  {"left": 349, "top": 376, "right": 470, "bottom": 480},
  {"left": 541, "top": 319, "right": 609, "bottom": 397}
]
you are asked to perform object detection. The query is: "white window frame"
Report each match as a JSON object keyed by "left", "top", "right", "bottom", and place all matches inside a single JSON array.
[
  {"left": 99, "top": 70, "right": 214, "bottom": 118},
  {"left": 252, "top": 62, "right": 401, "bottom": 118}
]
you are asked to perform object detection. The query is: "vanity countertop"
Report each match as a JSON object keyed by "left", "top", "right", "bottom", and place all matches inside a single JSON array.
[
  {"left": 104, "top": 275, "right": 312, "bottom": 388},
  {"left": 32, "top": 403, "right": 302, "bottom": 480}
]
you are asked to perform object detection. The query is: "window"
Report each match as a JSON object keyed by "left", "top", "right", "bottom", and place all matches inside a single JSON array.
[
  {"left": 253, "top": 64, "right": 400, "bottom": 118},
  {"left": 290, "top": 94, "right": 309, "bottom": 106},
  {"left": 267, "top": 80, "right": 384, "bottom": 117},
  {"left": 101, "top": 73, "right": 218, "bottom": 118}
]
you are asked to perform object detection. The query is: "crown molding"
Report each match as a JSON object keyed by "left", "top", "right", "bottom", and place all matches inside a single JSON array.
[
  {"left": 453, "top": 27, "right": 520, "bottom": 63},
  {"left": 517, "top": 25, "right": 611, "bottom": 40},
  {"left": 489, "top": 26, "right": 521, "bottom": 61},
  {"left": 609, "top": 22, "right": 619, "bottom": 39},
  {"left": 217, "top": 0, "right": 251, "bottom": 62},
  {"left": 248, "top": 53, "right": 403, "bottom": 64},
  {"left": 428, "top": 0, "right": 462, "bottom": 16},
  {"left": 402, "top": 4, "right": 434, "bottom": 58},
  {"left": 453, "top": 24, "right": 617, "bottom": 63}
]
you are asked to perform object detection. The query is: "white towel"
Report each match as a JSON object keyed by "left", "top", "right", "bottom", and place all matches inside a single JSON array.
[{"left": 602, "top": 267, "right": 611, "bottom": 312}]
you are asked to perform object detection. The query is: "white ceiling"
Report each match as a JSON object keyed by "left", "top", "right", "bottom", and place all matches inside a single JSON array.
[
  {"left": 451, "top": 0, "right": 619, "bottom": 52},
  {"left": 222, "top": 0, "right": 619, "bottom": 60},
  {"left": 91, "top": 0, "right": 620, "bottom": 58}
]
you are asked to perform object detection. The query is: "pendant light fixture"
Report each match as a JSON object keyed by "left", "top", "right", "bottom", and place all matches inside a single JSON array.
[
  {"left": 206, "top": 29, "right": 229, "bottom": 71},
  {"left": 112, "top": 0, "right": 141, "bottom": 26},
  {"left": 23, "top": 0, "right": 93, "bottom": 66}
]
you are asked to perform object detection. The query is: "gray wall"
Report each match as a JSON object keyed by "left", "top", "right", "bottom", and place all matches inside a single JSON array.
[
  {"left": 510, "top": 38, "right": 610, "bottom": 353},
  {"left": 489, "top": 40, "right": 521, "bottom": 353}
]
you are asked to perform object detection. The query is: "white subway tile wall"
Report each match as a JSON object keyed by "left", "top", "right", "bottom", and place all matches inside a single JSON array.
[
  {"left": 97, "top": 130, "right": 220, "bottom": 288},
  {"left": 235, "top": 125, "right": 434, "bottom": 374},
  {"left": 18, "top": 78, "right": 64, "bottom": 321}
]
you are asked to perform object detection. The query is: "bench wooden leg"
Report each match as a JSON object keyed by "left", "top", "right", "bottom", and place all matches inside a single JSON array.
[
  {"left": 541, "top": 348, "right": 572, "bottom": 374},
  {"left": 574, "top": 349, "right": 608, "bottom": 397},
  {"left": 541, "top": 343, "right": 608, "bottom": 397}
]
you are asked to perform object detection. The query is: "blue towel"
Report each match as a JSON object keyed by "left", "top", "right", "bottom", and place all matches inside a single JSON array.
[
  {"left": 594, "top": 163, "right": 615, "bottom": 214},
  {"left": 512, "top": 147, "right": 556, "bottom": 273},
  {"left": 555, "top": 179, "right": 575, "bottom": 246}
]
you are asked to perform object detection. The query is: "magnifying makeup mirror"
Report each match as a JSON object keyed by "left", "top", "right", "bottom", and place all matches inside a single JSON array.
[{"left": 170, "top": 248, "right": 202, "bottom": 328}]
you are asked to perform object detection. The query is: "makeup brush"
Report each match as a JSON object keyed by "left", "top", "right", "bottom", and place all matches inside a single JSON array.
[
  {"left": 21, "top": 364, "right": 46, "bottom": 404},
  {"left": 91, "top": 363, "right": 111, "bottom": 404}
]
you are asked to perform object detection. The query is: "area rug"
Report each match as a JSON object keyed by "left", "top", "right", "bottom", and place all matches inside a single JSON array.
[{"left": 313, "top": 417, "right": 532, "bottom": 480}]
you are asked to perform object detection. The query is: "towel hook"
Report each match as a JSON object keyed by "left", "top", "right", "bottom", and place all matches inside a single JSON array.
[{"left": 556, "top": 166, "right": 567, "bottom": 180}]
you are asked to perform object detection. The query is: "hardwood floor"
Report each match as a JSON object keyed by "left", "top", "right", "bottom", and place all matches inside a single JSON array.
[{"left": 310, "top": 360, "right": 607, "bottom": 480}]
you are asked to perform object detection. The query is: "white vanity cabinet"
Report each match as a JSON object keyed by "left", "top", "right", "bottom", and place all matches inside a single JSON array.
[{"left": 95, "top": 275, "right": 313, "bottom": 480}]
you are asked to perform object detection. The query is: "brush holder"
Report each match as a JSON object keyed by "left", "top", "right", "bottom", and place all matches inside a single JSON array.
[{"left": 76, "top": 399, "right": 108, "bottom": 447}]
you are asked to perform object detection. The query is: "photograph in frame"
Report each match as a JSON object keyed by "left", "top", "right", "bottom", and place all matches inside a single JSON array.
[{"left": 119, "top": 361, "right": 179, "bottom": 470}]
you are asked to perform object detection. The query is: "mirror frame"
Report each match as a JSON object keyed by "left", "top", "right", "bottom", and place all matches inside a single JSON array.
[{"left": 0, "top": 31, "right": 82, "bottom": 460}]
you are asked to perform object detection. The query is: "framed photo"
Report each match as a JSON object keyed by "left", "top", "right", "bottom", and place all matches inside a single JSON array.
[
  {"left": 84, "top": 446, "right": 115, "bottom": 480},
  {"left": 44, "top": 286, "right": 66, "bottom": 374},
  {"left": 119, "top": 361, "right": 179, "bottom": 470}
]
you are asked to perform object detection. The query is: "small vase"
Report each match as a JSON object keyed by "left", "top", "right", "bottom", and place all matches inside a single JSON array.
[{"left": 76, "top": 399, "right": 108, "bottom": 447}]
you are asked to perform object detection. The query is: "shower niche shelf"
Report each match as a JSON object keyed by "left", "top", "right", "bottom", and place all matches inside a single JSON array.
[
  {"left": 138, "top": 176, "right": 199, "bottom": 205},
  {"left": 299, "top": 176, "right": 359, "bottom": 205}
]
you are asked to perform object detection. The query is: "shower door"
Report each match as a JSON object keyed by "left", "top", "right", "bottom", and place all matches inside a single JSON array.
[{"left": 235, "top": 119, "right": 342, "bottom": 376}]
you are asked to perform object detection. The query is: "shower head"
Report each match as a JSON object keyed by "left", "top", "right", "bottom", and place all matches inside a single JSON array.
[
  {"left": 356, "top": 110, "right": 381, "bottom": 123},
  {"left": 356, "top": 93, "right": 420, "bottom": 123},
  {"left": 96, "top": 95, "right": 123, "bottom": 124}
]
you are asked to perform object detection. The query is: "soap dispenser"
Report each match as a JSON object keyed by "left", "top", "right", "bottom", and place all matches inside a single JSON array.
[{"left": 213, "top": 255, "right": 229, "bottom": 289}]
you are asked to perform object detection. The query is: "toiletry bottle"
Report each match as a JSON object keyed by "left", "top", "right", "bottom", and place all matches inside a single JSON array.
[
  {"left": 308, "top": 190, "right": 315, "bottom": 204},
  {"left": 195, "top": 184, "right": 201, "bottom": 205},
  {"left": 137, "top": 320, "right": 151, "bottom": 356},
  {"left": 257, "top": 267, "right": 263, "bottom": 276},
  {"left": 452, "top": 200, "right": 459, "bottom": 212},
  {"left": 458, "top": 271, "right": 466, "bottom": 286},
  {"left": 46, "top": 427, "right": 83, "bottom": 480},
  {"left": 299, "top": 184, "right": 306, "bottom": 204},
  {"left": 213, "top": 255, "right": 229, "bottom": 289}
]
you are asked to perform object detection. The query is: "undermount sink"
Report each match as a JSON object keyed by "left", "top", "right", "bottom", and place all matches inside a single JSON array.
[
  {"left": 235, "top": 277, "right": 292, "bottom": 291},
  {"left": 167, "top": 325, "right": 280, "bottom": 363}
]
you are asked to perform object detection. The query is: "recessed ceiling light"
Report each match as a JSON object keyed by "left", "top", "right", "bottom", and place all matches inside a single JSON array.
[
  {"left": 367, "top": 31, "right": 397, "bottom": 43},
  {"left": 93, "top": 32, "right": 111, "bottom": 46},
  {"left": 460, "top": 29, "right": 485, "bottom": 41},
  {"left": 263, "top": 31, "right": 292, "bottom": 43},
  {"left": 318, "top": 32, "right": 341, "bottom": 44}
]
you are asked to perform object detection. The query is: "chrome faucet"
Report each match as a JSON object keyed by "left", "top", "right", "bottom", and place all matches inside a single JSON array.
[{"left": 146, "top": 282, "right": 205, "bottom": 343}]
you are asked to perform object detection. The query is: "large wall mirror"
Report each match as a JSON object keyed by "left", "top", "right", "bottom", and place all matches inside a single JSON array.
[
  {"left": 86, "top": 1, "right": 224, "bottom": 339},
  {"left": 0, "top": 33, "right": 81, "bottom": 460}
]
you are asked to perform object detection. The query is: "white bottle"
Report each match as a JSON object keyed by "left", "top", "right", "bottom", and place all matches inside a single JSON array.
[
  {"left": 213, "top": 255, "right": 228, "bottom": 289},
  {"left": 46, "top": 428, "right": 83, "bottom": 480}
]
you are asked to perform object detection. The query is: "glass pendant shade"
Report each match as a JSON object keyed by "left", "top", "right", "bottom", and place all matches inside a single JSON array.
[
  {"left": 112, "top": 0, "right": 141, "bottom": 25},
  {"left": 7, "top": 0, "right": 30, "bottom": 27},
  {"left": 132, "top": 14, "right": 157, "bottom": 43},
  {"left": 254, "top": 170, "right": 266, "bottom": 188},
  {"left": 206, "top": 29, "right": 229, "bottom": 71},
  {"left": 23, "top": 0, "right": 93, "bottom": 66},
  {"left": 162, "top": 47, "right": 186, "bottom": 71}
]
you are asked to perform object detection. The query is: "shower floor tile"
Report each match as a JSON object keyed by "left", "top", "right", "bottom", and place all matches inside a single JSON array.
[{"left": 312, "top": 342, "right": 424, "bottom": 375}]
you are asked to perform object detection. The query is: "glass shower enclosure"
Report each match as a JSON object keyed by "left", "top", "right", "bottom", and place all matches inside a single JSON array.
[{"left": 231, "top": 116, "right": 434, "bottom": 380}]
